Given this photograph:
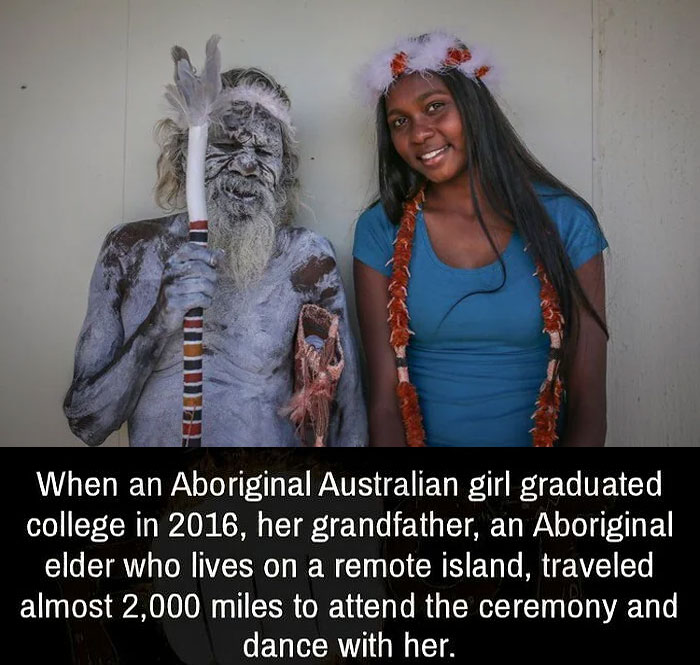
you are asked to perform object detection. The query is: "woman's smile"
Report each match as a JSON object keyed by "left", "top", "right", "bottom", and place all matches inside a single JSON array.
[{"left": 418, "top": 144, "right": 451, "bottom": 166}]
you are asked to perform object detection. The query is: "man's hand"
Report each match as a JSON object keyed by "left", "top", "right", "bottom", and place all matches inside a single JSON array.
[{"left": 153, "top": 243, "right": 222, "bottom": 335}]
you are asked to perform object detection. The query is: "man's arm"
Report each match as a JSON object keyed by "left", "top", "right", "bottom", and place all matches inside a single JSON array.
[
  {"left": 64, "top": 229, "right": 219, "bottom": 446},
  {"left": 64, "top": 230, "right": 167, "bottom": 445}
]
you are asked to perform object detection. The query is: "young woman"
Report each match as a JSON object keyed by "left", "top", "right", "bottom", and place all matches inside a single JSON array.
[{"left": 353, "top": 33, "right": 608, "bottom": 447}]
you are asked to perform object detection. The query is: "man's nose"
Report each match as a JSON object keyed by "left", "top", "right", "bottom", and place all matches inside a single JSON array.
[{"left": 229, "top": 151, "right": 257, "bottom": 176}]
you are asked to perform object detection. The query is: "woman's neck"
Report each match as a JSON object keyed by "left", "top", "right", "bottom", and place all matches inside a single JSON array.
[
  {"left": 425, "top": 173, "right": 481, "bottom": 217},
  {"left": 424, "top": 173, "right": 513, "bottom": 232}
]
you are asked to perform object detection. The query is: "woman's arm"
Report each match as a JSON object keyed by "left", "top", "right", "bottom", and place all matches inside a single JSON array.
[
  {"left": 354, "top": 259, "right": 406, "bottom": 446},
  {"left": 561, "top": 254, "right": 608, "bottom": 446}
]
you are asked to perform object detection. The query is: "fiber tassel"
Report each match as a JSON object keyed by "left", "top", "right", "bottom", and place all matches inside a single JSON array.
[
  {"left": 281, "top": 305, "right": 345, "bottom": 447},
  {"left": 387, "top": 187, "right": 426, "bottom": 446},
  {"left": 396, "top": 380, "right": 425, "bottom": 446}
]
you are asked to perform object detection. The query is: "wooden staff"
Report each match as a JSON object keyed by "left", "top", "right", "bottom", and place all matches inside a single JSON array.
[{"left": 165, "top": 36, "right": 222, "bottom": 447}]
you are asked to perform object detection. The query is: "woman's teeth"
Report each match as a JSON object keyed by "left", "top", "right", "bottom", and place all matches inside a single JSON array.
[{"left": 419, "top": 146, "right": 449, "bottom": 162}]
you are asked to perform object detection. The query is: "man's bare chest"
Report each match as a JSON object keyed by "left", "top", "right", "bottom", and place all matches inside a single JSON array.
[{"left": 121, "top": 254, "right": 307, "bottom": 373}]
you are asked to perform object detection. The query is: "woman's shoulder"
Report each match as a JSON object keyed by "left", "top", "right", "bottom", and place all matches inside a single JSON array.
[
  {"left": 533, "top": 182, "right": 598, "bottom": 228},
  {"left": 533, "top": 183, "right": 608, "bottom": 269},
  {"left": 356, "top": 200, "right": 395, "bottom": 229},
  {"left": 534, "top": 182, "right": 592, "bottom": 214},
  {"left": 353, "top": 201, "right": 397, "bottom": 276}
]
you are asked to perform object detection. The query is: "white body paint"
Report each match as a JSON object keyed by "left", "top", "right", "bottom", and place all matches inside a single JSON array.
[{"left": 64, "top": 215, "right": 367, "bottom": 447}]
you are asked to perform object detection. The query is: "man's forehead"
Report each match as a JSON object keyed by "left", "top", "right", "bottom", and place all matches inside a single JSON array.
[{"left": 218, "top": 102, "right": 282, "bottom": 138}]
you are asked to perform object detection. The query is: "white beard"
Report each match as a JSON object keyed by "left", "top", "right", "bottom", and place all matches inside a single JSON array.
[{"left": 207, "top": 184, "right": 280, "bottom": 290}]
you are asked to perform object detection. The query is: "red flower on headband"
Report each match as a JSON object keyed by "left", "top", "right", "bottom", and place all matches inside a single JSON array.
[
  {"left": 444, "top": 47, "right": 472, "bottom": 67},
  {"left": 474, "top": 65, "right": 491, "bottom": 79},
  {"left": 391, "top": 51, "right": 408, "bottom": 78}
]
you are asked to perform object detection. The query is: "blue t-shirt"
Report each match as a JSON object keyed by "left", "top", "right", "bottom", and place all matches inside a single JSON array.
[{"left": 353, "top": 185, "right": 607, "bottom": 446}]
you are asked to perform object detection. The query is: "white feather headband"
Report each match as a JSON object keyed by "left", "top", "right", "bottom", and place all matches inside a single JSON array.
[
  {"left": 360, "top": 31, "right": 494, "bottom": 104},
  {"left": 219, "top": 83, "right": 295, "bottom": 134},
  {"left": 167, "top": 78, "right": 295, "bottom": 135}
]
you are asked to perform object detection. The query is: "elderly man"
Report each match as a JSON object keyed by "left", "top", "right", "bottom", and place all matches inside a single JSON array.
[{"left": 64, "top": 52, "right": 366, "bottom": 447}]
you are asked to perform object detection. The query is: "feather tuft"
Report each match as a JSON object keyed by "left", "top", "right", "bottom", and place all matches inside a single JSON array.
[
  {"left": 203, "top": 35, "right": 222, "bottom": 103},
  {"left": 358, "top": 44, "right": 398, "bottom": 104},
  {"left": 164, "top": 34, "right": 223, "bottom": 129},
  {"left": 171, "top": 45, "right": 191, "bottom": 67},
  {"left": 408, "top": 32, "right": 455, "bottom": 73}
]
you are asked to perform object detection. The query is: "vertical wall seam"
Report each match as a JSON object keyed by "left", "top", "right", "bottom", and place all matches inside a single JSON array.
[
  {"left": 119, "top": 0, "right": 131, "bottom": 447},
  {"left": 121, "top": 0, "right": 130, "bottom": 227},
  {"left": 591, "top": 0, "right": 596, "bottom": 209}
]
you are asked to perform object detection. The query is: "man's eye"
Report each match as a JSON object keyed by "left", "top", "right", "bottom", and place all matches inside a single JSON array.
[
  {"left": 211, "top": 137, "right": 243, "bottom": 149},
  {"left": 255, "top": 147, "right": 272, "bottom": 157}
]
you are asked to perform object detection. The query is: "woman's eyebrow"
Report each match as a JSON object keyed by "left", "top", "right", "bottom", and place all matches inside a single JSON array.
[
  {"left": 417, "top": 89, "right": 448, "bottom": 101},
  {"left": 386, "top": 90, "right": 450, "bottom": 116}
]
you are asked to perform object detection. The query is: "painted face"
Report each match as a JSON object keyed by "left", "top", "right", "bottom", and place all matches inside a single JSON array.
[
  {"left": 205, "top": 101, "right": 285, "bottom": 216},
  {"left": 385, "top": 72, "right": 468, "bottom": 185}
]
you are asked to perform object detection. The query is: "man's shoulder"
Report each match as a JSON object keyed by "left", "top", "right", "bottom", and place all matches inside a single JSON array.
[
  {"left": 102, "top": 214, "right": 186, "bottom": 257},
  {"left": 282, "top": 226, "right": 339, "bottom": 292},
  {"left": 282, "top": 225, "right": 336, "bottom": 258}
]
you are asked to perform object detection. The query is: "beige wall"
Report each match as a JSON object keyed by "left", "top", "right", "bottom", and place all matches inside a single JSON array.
[
  {"left": 594, "top": 0, "right": 700, "bottom": 445},
  {"left": 0, "top": 0, "right": 696, "bottom": 446}
]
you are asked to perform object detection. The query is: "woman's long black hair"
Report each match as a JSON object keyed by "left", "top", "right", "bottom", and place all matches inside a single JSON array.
[{"left": 375, "top": 68, "right": 608, "bottom": 382}]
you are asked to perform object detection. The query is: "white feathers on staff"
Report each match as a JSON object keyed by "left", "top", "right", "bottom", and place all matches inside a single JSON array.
[{"left": 165, "top": 34, "right": 224, "bottom": 130}]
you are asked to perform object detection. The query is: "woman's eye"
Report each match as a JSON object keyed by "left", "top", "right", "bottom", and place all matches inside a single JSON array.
[
  {"left": 427, "top": 101, "right": 445, "bottom": 113},
  {"left": 256, "top": 148, "right": 271, "bottom": 157},
  {"left": 391, "top": 117, "right": 407, "bottom": 129}
]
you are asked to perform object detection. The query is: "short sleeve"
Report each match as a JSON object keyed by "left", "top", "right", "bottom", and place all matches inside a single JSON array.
[
  {"left": 352, "top": 203, "right": 397, "bottom": 277},
  {"left": 538, "top": 190, "right": 608, "bottom": 270}
]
